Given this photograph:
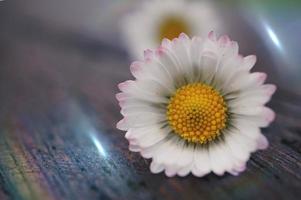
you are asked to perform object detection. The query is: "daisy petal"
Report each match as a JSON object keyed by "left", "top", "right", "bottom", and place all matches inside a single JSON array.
[
  {"left": 256, "top": 133, "right": 269, "bottom": 150},
  {"left": 192, "top": 147, "right": 211, "bottom": 177},
  {"left": 243, "top": 55, "right": 257, "bottom": 71},
  {"left": 150, "top": 161, "right": 164, "bottom": 174}
]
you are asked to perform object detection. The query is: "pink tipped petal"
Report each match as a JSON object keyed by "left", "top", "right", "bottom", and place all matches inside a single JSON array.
[
  {"left": 263, "top": 107, "right": 276, "bottom": 124},
  {"left": 247, "top": 107, "right": 275, "bottom": 128},
  {"left": 150, "top": 161, "right": 164, "bottom": 174},
  {"left": 117, "top": 82, "right": 125, "bottom": 91},
  {"left": 144, "top": 49, "right": 153, "bottom": 60},
  {"left": 230, "top": 162, "right": 247, "bottom": 175},
  {"left": 179, "top": 32, "right": 189, "bottom": 40},
  {"left": 129, "top": 144, "right": 140, "bottom": 152},
  {"left": 257, "top": 134, "right": 269, "bottom": 150},
  {"left": 230, "top": 41, "right": 239, "bottom": 54},
  {"left": 128, "top": 137, "right": 139, "bottom": 146},
  {"left": 130, "top": 61, "right": 143, "bottom": 77},
  {"left": 229, "top": 170, "right": 240, "bottom": 176},
  {"left": 263, "top": 84, "right": 277, "bottom": 96},
  {"left": 143, "top": 51, "right": 153, "bottom": 63},
  {"left": 155, "top": 46, "right": 166, "bottom": 57},
  {"left": 177, "top": 167, "right": 191, "bottom": 177},
  {"left": 253, "top": 72, "right": 267, "bottom": 85},
  {"left": 165, "top": 167, "right": 177, "bottom": 177},
  {"left": 116, "top": 93, "right": 130, "bottom": 102},
  {"left": 233, "top": 54, "right": 244, "bottom": 64},
  {"left": 191, "top": 167, "right": 208, "bottom": 178},
  {"left": 243, "top": 55, "right": 257, "bottom": 71},
  {"left": 116, "top": 118, "right": 128, "bottom": 131},
  {"left": 236, "top": 163, "right": 247, "bottom": 172},
  {"left": 118, "top": 80, "right": 133, "bottom": 92},
  {"left": 161, "top": 38, "right": 172, "bottom": 48},
  {"left": 125, "top": 130, "right": 132, "bottom": 140},
  {"left": 118, "top": 100, "right": 126, "bottom": 107},
  {"left": 171, "top": 37, "right": 179, "bottom": 44},
  {"left": 228, "top": 164, "right": 246, "bottom": 176},
  {"left": 208, "top": 31, "right": 216, "bottom": 41},
  {"left": 115, "top": 93, "right": 124, "bottom": 101},
  {"left": 218, "top": 35, "right": 230, "bottom": 46}
]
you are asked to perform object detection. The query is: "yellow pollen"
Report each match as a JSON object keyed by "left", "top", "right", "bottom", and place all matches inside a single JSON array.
[
  {"left": 158, "top": 16, "right": 191, "bottom": 41},
  {"left": 167, "top": 83, "right": 228, "bottom": 144}
]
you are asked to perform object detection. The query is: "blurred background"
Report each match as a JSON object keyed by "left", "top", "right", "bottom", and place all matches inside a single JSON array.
[{"left": 0, "top": 0, "right": 301, "bottom": 200}]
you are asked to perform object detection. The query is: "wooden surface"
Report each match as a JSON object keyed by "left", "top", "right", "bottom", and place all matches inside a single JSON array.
[{"left": 0, "top": 7, "right": 301, "bottom": 200}]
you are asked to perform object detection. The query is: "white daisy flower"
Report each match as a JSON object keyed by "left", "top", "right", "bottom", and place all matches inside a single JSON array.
[
  {"left": 116, "top": 32, "right": 276, "bottom": 177},
  {"left": 121, "top": 0, "right": 221, "bottom": 58}
]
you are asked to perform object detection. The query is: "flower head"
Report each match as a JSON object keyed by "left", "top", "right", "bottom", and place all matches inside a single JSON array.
[
  {"left": 116, "top": 32, "right": 276, "bottom": 177},
  {"left": 121, "top": 0, "right": 221, "bottom": 58}
]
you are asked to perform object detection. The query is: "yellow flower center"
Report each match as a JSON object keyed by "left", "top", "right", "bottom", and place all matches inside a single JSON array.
[
  {"left": 167, "top": 83, "right": 228, "bottom": 144},
  {"left": 158, "top": 16, "right": 191, "bottom": 41}
]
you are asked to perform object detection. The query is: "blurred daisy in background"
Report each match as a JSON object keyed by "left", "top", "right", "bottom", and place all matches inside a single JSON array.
[
  {"left": 121, "top": 0, "right": 221, "bottom": 58},
  {"left": 116, "top": 32, "right": 276, "bottom": 177}
]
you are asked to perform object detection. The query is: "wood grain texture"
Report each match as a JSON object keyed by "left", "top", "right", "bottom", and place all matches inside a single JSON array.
[{"left": 0, "top": 6, "right": 301, "bottom": 200}]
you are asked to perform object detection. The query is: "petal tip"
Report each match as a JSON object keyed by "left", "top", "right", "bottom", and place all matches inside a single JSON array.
[
  {"left": 269, "top": 111, "right": 276, "bottom": 122},
  {"left": 257, "top": 135, "right": 269, "bottom": 150},
  {"left": 172, "top": 37, "right": 179, "bottom": 44},
  {"left": 268, "top": 84, "right": 277, "bottom": 96},
  {"left": 179, "top": 32, "right": 189, "bottom": 40},
  {"left": 237, "top": 164, "right": 247, "bottom": 172},
  {"left": 164, "top": 168, "right": 177, "bottom": 177},
  {"left": 150, "top": 162, "right": 164, "bottom": 174},
  {"left": 130, "top": 61, "right": 141, "bottom": 74},
  {"left": 264, "top": 107, "right": 276, "bottom": 123},
  {"left": 118, "top": 81, "right": 129, "bottom": 91},
  {"left": 115, "top": 93, "right": 123, "bottom": 101},
  {"left": 144, "top": 49, "right": 153, "bottom": 60},
  {"left": 218, "top": 35, "right": 230, "bottom": 45},
  {"left": 116, "top": 118, "right": 128, "bottom": 131},
  {"left": 259, "top": 72, "right": 267, "bottom": 83},
  {"left": 208, "top": 31, "right": 216, "bottom": 41},
  {"left": 250, "top": 54, "right": 257, "bottom": 61},
  {"left": 161, "top": 38, "right": 171, "bottom": 48},
  {"left": 155, "top": 46, "right": 166, "bottom": 57},
  {"left": 118, "top": 100, "right": 126, "bottom": 107}
]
